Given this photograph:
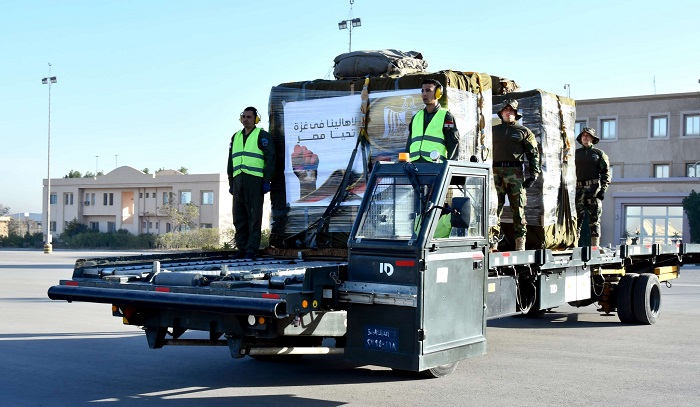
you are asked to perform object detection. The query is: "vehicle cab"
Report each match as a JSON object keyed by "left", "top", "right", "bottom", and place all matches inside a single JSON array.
[{"left": 341, "top": 158, "right": 490, "bottom": 376}]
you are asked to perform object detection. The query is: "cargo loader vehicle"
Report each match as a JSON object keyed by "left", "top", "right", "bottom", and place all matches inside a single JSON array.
[{"left": 48, "top": 159, "right": 700, "bottom": 377}]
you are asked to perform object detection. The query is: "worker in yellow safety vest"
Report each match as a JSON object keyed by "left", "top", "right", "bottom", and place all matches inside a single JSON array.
[
  {"left": 227, "top": 106, "right": 276, "bottom": 260},
  {"left": 414, "top": 204, "right": 454, "bottom": 239},
  {"left": 405, "top": 79, "right": 460, "bottom": 163}
]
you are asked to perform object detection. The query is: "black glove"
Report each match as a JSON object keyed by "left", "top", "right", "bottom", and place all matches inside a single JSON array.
[
  {"left": 523, "top": 175, "right": 538, "bottom": 188},
  {"left": 441, "top": 204, "right": 452, "bottom": 216},
  {"left": 262, "top": 181, "right": 271, "bottom": 194},
  {"left": 228, "top": 186, "right": 234, "bottom": 195},
  {"left": 596, "top": 190, "right": 605, "bottom": 200}
]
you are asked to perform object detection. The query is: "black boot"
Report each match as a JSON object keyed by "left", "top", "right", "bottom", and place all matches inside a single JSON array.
[{"left": 244, "top": 250, "right": 257, "bottom": 261}]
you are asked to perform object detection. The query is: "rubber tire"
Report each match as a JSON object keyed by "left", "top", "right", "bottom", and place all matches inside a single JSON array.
[
  {"left": 632, "top": 274, "right": 661, "bottom": 325},
  {"left": 421, "top": 361, "right": 459, "bottom": 378},
  {"left": 616, "top": 274, "right": 638, "bottom": 324}
]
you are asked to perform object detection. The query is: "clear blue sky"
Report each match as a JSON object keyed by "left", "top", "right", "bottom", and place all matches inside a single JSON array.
[{"left": 1, "top": 0, "right": 697, "bottom": 213}]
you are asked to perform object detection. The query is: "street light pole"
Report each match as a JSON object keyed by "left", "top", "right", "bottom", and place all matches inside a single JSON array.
[
  {"left": 338, "top": 0, "right": 361, "bottom": 52},
  {"left": 564, "top": 84, "right": 571, "bottom": 98},
  {"left": 41, "top": 63, "right": 57, "bottom": 254}
]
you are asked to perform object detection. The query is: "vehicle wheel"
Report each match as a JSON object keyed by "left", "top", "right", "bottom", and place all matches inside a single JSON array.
[
  {"left": 421, "top": 361, "right": 459, "bottom": 378},
  {"left": 632, "top": 274, "right": 661, "bottom": 325},
  {"left": 616, "top": 274, "right": 638, "bottom": 324}
]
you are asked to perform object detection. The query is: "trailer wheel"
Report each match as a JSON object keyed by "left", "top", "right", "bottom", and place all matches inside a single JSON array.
[
  {"left": 421, "top": 361, "right": 459, "bottom": 378},
  {"left": 632, "top": 274, "right": 661, "bottom": 325},
  {"left": 616, "top": 273, "right": 638, "bottom": 324}
]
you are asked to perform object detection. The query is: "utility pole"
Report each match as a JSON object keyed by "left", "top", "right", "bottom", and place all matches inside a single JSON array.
[{"left": 41, "top": 63, "right": 57, "bottom": 254}]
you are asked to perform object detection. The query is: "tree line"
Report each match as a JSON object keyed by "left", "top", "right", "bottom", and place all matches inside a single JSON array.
[{"left": 63, "top": 167, "right": 189, "bottom": 178}]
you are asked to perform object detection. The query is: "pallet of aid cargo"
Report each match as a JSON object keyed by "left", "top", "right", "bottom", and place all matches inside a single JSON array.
[
  {"left": 492, "top": 89, "right": 577, "bottom": 250},
  {"left": 266, "top": 70, "right": 494, "bottom": 249}
]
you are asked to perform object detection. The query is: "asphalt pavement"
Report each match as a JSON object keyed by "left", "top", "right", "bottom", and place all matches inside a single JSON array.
[{"left": 1, "top": 249, "right": 699, "bottom": 407}]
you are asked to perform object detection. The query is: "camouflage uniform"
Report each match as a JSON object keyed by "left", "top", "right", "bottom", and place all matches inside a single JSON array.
[
  {"left": 491, "top": 100, "right": 541, "bottom": 242},
  {"left": 492, "top": 167, "right": 528, "bottom": 239},
  {"left": 575, "top": 127, "right": 610, "bottom": 244}
]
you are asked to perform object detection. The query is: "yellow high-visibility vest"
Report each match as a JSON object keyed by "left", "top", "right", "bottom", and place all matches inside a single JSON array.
[
  {"left": 231, "top": 128, "right": 264, "bottom": 178},
  {"left": 409, "top": 109, "right": 448, "bottom": 161}
]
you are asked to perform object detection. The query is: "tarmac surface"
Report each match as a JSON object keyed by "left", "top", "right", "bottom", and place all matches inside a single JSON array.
[{"left": 1, "top": 249, "right": 699, "bottom": 407}]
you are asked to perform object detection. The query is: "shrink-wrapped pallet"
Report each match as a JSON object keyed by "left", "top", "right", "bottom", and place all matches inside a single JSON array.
[
  {"left": 267, "top": 71, "right": 493, "bottom": 248},
  {"left": 492, "top": 90, "right": 577, "bottom": 250}
]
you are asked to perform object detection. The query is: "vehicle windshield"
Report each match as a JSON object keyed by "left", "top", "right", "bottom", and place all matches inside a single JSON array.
[{"left": 354, "top": 175, "right": 433, "bottom": 241}]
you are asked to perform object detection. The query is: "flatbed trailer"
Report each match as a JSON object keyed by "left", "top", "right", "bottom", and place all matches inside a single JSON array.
[{"left": 48, "top": 160, "right": 700, "bottom": 377}]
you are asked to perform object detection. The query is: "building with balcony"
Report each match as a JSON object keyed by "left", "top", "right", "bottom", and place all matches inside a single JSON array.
[
  {"left": 42, "top": 166, "right": 237, "bottom": 238},
  {"left": 575, "top": 91, "right": 700, "bottom": 246}
]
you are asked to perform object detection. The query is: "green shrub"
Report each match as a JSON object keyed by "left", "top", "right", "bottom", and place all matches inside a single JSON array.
[
  {"left": 156, "top": 228, "right": 222, "bottom": 250},
  {"left": 682, "top": 190, "right": 700, "bottom": 243},
  {"left": 56, "top": 229, "right": 157, "bottom": 249},
  {"left": 35, "top": 227, "right": 271, "bottom": 250},
  {"left": 0, "top": 232, "right": 44, "bottom": 248}
]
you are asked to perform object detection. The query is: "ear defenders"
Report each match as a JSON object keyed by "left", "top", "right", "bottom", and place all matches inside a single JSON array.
[
  {"left": 240, "top": 109, "right": 261, "bottom": 124},
  {"left": 434, "top": 82, "right": 443, "bottom": 100}
]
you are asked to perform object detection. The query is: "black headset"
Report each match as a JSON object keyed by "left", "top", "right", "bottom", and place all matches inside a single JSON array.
[{"left": 240, "top": 107, "right": 261, "bottom": 124}]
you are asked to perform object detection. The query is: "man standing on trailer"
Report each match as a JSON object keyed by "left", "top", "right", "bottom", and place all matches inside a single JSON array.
[
  {"left": 491, "top": 99, "right": 541, "bottom": 251},
  {"left": 575, "top": 127, "right": 610, "bottom": 247},
  {"left": 227, "top": 106, "right": 276, "bottom": 260},
  {"left": 405, "top": 79, "right": 460, "bottom": 163}
]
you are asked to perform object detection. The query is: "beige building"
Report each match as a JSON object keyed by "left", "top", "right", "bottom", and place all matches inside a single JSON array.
[
  {"left": 0, "top": 216, "right": 9, "bottom": 237},
  {"left": 0, "top": 214, "right": 41, "bottom": 237},
  {"left": 42, "top": 166, "right": 237, "bottom": 238},
  {"left": 575, "top": 92, "right": 700, "bottom": 246}
]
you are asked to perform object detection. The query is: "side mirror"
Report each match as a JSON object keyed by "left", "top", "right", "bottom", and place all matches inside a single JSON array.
[{"left": 450, "top": 197, "right": 471, "bottom": 229}]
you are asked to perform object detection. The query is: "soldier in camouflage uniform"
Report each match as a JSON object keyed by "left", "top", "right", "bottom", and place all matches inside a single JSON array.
[
  {"left": 575, "top": 127, "right": 610, "bottom": 247},
  {"left": 491, "top": 99, "right": 541, "bottom": 251}
]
